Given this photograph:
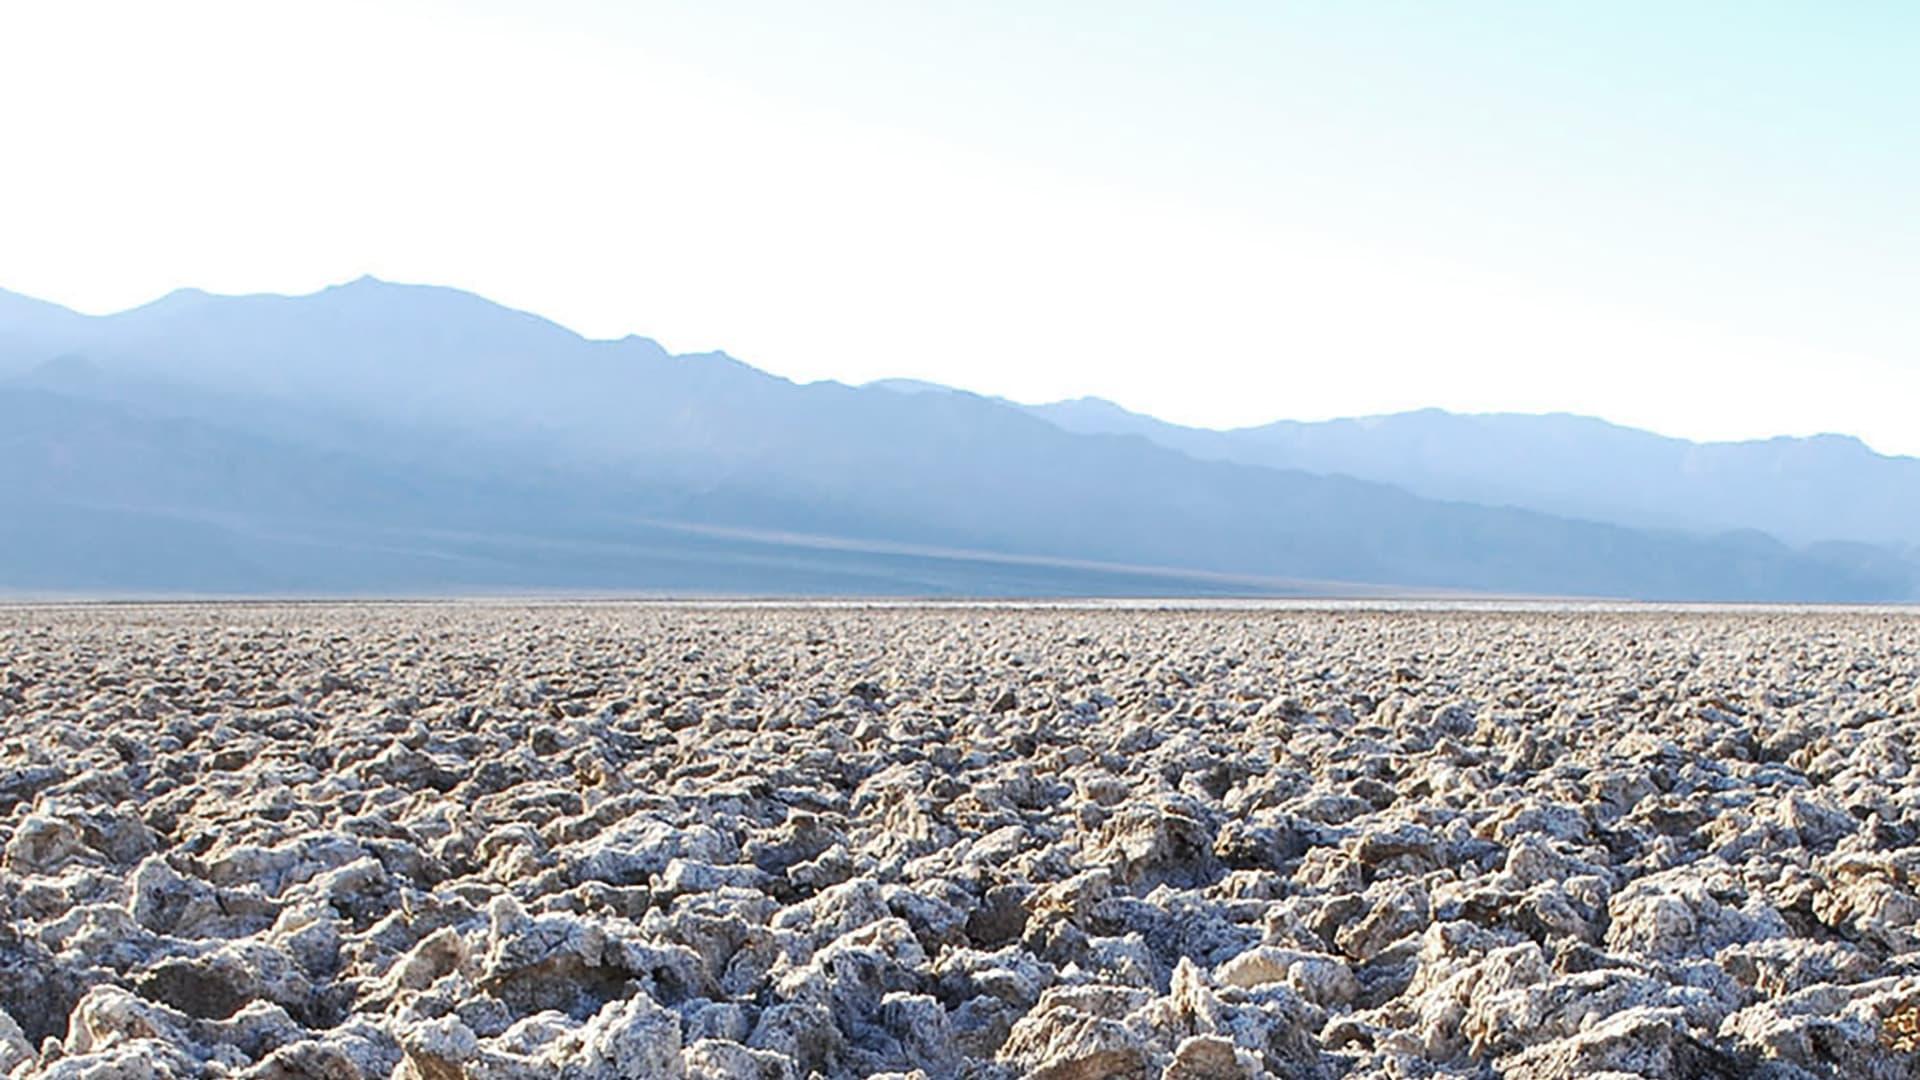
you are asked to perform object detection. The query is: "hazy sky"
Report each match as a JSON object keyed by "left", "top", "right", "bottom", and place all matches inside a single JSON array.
[{"left": 3, "top": 2, "right": 1916, "bottom": 452}]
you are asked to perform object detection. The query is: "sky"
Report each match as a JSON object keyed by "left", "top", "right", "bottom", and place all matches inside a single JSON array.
[{"left": 1, "top": 1, "right": 1916, "bottom": 453}]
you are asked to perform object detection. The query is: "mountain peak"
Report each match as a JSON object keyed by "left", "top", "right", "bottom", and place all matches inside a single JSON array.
[
  {"left": 867, "top": 377, "right": 961, "bottom": 396},
  {"left": 1783, "top": 432, "right": 1874, "bottom": 457},
  {"left": 1032, "top": 395, "right": 1160, "bottom": 421},
  {"left": 315, "top": 275, "right": 460, "bottom": 301},
  {"left": 112, "top": 285, "right": 220, "bottom": 317},
  {"left": 324, "top": 274, "right": 389, "bottom": 292}
]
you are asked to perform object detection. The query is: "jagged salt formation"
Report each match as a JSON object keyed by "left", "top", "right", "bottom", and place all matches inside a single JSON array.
[{"left": 0, "top": 603, "right": 1917, "bottom": 1078}]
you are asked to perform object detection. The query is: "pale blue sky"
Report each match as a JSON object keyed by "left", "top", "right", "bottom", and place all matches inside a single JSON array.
[{"left": 2, "top": 2, "right": 1915, "bottom": 451}]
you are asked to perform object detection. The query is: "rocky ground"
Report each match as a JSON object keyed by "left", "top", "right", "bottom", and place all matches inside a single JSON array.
[{"left": 1, "top": 602, "right": 1919, "bottom": 1079}]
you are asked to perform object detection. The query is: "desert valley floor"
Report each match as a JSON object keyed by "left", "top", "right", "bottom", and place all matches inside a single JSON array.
[{"left": 1, "top": 602, "right": 1918, "bottom": 1078}]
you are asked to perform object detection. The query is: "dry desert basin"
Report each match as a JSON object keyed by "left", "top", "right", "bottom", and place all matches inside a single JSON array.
[{"left": 2, "top": 601, "right": 1919, "bottom": 1079}]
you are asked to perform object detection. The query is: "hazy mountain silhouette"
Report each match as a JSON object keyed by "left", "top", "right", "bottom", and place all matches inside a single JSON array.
[
  {"left": 1021, "top": 397, "right": 1920, "bottom": 550},
  {"left": 0, "top": 279, "right": 1911, "bottom": 600},
  {"left": 0, "top": 288, "right": 88, "bottom": 379}
]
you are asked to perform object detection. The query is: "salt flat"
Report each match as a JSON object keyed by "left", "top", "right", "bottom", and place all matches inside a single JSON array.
[{"left": 2, "top": 603, "right": 1918, "bottom": 1078}]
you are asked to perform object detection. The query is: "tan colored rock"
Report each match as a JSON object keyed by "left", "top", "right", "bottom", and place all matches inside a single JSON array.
[
  {"left": 999, "top": 1006, "right": 1150, "bottom": 1080},
  {"left": 1213, "top": 946, "right": 1358, "bottom": 1008},
  {"left": 1163, "top": 1034, "right": 1263, "bottom": 1080}
]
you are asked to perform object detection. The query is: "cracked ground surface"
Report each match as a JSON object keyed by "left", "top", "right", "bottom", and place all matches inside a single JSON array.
[{"left": 1, "top": 602, "right": 1918, "bottom": 1078}]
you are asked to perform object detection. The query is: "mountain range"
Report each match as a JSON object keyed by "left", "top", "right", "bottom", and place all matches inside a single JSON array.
[
  {"left": 0, "top": 278, "right": 1913, "bottom": 600},
  {"left": 1016, "top": 395, "right": 1920, "bottom": 550}
]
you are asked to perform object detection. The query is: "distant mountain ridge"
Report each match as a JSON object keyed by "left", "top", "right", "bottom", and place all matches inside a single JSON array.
[
  {"left": 0, "top": 278, "right": 1912, "bottom": 600},
  {"left": 1009, "top": 395, "right": 1920, "bottom": 549}
]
